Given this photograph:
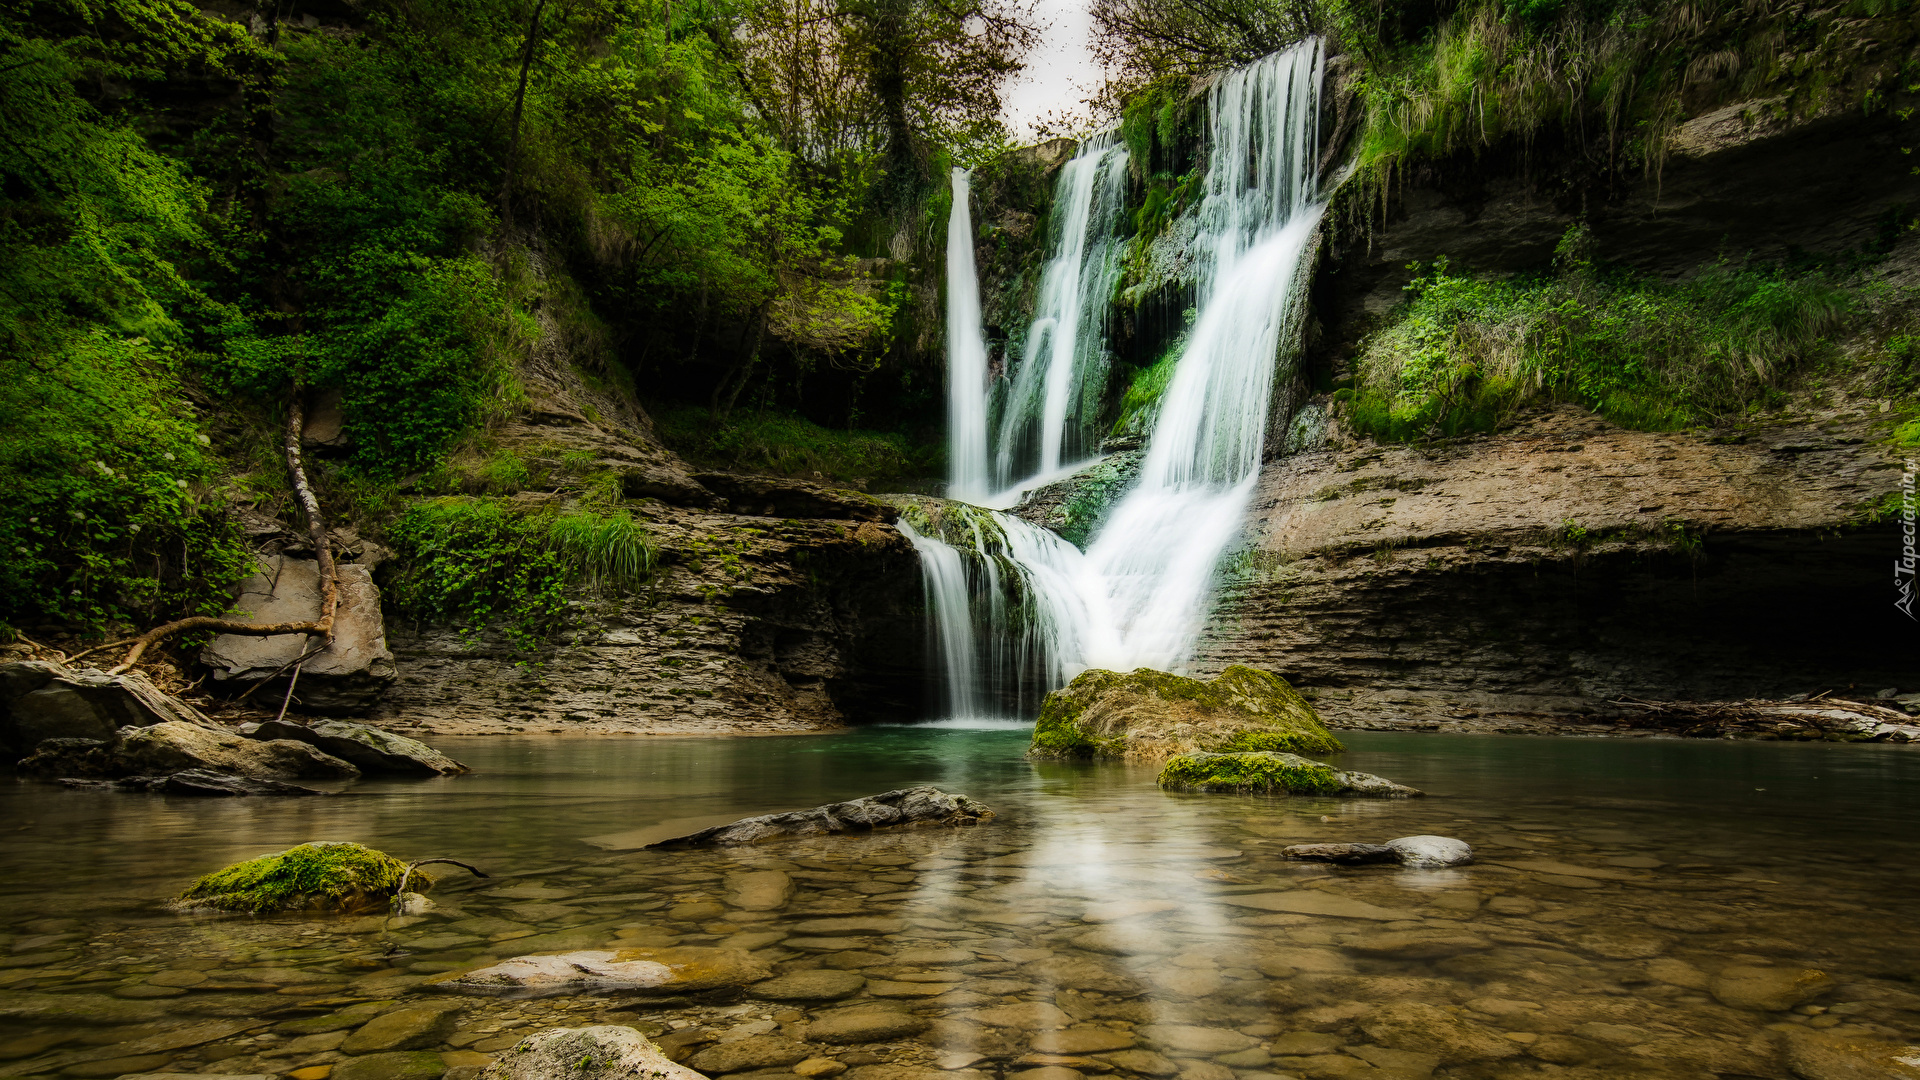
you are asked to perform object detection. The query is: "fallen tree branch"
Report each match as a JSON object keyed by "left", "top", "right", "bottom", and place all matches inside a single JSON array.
[{"left": 108, "top": 389, "right": 339, "bottom": 675}]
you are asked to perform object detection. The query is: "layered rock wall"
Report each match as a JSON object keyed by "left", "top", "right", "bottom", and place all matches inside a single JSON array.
[{"left": 1195, "top": 408, "right": 1914, "bottom": 729}]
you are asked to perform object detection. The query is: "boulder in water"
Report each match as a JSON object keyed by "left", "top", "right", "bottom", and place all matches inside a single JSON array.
[
  {"left": 478, "top": 1025, "right": 704, "bottom": 1080},
  {"left": 432, "top": 947, "right": 770, "bottom": 996},
  {"left": 1283, "top": 836, "right": 1473, "bottom": 868},
  {"left": 62, "top": 770, "right": 329, "bottom": 797},
  {"left": 247, "top": 719, "right": 468, "bottom": 775},
  {"left": 647, "top": 786, "right": 992, "bottom": 847},
  {"left": 173, "top": 841, "right": 421, "bottom": 913},
  {"left": 1158, "top": 751, "right": 1422, "bottom": 796},
  {"left": 1029, "top": 665, "right": 1342, "bottom": 761}
]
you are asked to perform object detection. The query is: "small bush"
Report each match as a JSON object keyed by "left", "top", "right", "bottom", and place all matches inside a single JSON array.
[
  {"left": 1343, "top": 247, "right": 1854, "bottom": 441},
  {"left": 386, "top": 498, "right": 656, "bottom": 647}
]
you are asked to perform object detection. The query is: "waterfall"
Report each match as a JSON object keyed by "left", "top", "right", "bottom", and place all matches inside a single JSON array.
[
  {"left": 946, "top": 168, "right": 993, "bottom": 503},
  {"left": 918, "top": 41, "right": 1325, "bottom": 716},
  {"left": 991, "top": 134, "right": 1132, "bottom": 497}
]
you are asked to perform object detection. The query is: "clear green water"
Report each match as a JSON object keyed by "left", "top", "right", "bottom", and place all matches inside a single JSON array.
[{"left": 2, "top": 730, "right": 1918, "bottom": 1080}]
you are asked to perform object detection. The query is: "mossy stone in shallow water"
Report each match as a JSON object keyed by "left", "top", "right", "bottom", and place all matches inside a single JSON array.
[
  {"left": 1156, "top": 751, "right": 1344, "bottom": 794},
  {"left": 175, "top": 842, "right": 426, "bottom": 914},
  {"left": 1030, "top": 665, "right": 1342, "bottom": 760}
]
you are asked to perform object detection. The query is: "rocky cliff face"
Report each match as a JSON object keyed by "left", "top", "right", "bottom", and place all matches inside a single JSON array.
[
  {"left": 1194, "top": 405, "right": 1913, "bottom": 730},
  {"left": 364, "top": 330, "right": 928, "bottom": 736}
]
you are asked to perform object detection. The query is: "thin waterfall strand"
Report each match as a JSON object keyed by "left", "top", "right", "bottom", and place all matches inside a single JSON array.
[
  {"left": 992, "top": 134, "right": 1131, "bottom": 494},
  {"left": 945, "top": 168, "right": 993, "bottom": 503}
]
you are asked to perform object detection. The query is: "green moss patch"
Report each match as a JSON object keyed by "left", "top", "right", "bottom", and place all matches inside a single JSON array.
[
  {"left": 177, "top": 842, "right": 424, "bottom": 914},
  {"left": 1028, "top": 664, "right": 1343, "bottom": 760},
  {"left": 1157, "top": 752, "right": 1343, "bottom": 794}
]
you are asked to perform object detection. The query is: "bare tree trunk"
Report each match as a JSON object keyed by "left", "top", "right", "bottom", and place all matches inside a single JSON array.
[
  {"left": 498, "top": 0, "right": 550, "bottom": 231},
  {"left": 103, "top": 389, "right": 338, "bottom": 675}
]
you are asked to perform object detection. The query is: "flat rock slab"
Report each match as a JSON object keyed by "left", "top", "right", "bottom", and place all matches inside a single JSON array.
[
  {"left": 1281, "top": 843, "right": 1397, "bottom": 864},
  {"left": 249, "top": 719, "right": 467, "bottom": 775},
  {"left": 805, "top": 1009, "right": 930, "bottom": 1044},
  {"left": 62, "top": 770, "right": 328, "bottom": 797},
  {"left": 648, "top": 787, "right": 993, "bottom": 847},
  {"left": 752, "top": 969, "right": 866, "bottom": 1000},
  {"left": 21, "top": 721, "right": 359, "bottom": 781},
  {"left": 478, "top": 1027, "right": 703, "bottom": 1080},
  {"left": 430, "top": 947, "right": 769, "bottom": 996}
]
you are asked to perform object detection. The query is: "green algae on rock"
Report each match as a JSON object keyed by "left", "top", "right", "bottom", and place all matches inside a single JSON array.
[
  {"left": 1029, "top": 665, "right": 1342, "bottom": 760},
  {"left": 1158, "top": 751, "right": 1424, "bottom": 797},
  {"left": 174, "top": 842, "right": 425, "bottom": 914}
]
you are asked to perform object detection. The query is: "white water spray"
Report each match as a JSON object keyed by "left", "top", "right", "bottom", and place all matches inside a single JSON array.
[
  {"left": 945, "top": 168, "right": 993, "bottom": 503},
  {"left": 993, "top": 133, "right": 1132, "bottom": 494},
  {"left": 920, "top": 41, "right": 1325, "bottom": 714}
]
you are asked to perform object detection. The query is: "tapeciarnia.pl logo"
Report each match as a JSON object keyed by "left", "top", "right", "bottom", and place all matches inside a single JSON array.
[{"left": 1899, "top": 459, "right": 1917, "bottom": 620}]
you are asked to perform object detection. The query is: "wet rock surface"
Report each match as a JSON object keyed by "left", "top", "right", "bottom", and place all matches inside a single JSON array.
[
  {"left": 201, "top": 556, "right": 397, "bottom": 715},
  {"left": 0, "top": 663, "right": 212, "bottom": 757},
  {"left": 1158, "top": 752, "right": 1420, "bottom": 797},
  {"left": 649, "top": 788, "right": 994, "bottom": 847},
  {"left": 249, "top": 719, "right": 468, "bottom": 775}
]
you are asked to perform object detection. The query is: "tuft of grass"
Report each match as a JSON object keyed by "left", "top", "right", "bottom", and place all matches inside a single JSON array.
[
  {"left": 1157, "top": 751, "right": 1343, "bottom": 794},
  {"left": 1341, "top": 242, "right": 1854, "bottom": 442},
  {"left": 386, "top": 497, "right": 656, "bottom": 647},
  {"left": 176, "top": 842, "right": 421, "bottom": 914}
]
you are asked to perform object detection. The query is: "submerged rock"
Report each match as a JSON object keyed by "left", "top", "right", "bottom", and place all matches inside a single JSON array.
[
  {"left": 248, "top": 719, "right": 468, "bottom": 775},
  {"left": 1029, "top": 665, "right": 1342, "bottom": 761},
  {"left": 1157, "top": 751, "right": 1422, "bottom": 796},
  {"left": 61, "top": 770, "right": 329, "bottom": 797},
  {"left": 647, "top": 786, "right": 992, "bottom": 847},
  {"left": 431, "top": 947, "right": 770, "bottom": 996},
  {"left": 1708, "top": 964, "right": 1834, "bottom": 1011},
  {"left": 174, "top": 841, "right": 421, "bottom": 913},
  {"left": 1277, "top": 842, "right": 1398, "bottom": 864}
]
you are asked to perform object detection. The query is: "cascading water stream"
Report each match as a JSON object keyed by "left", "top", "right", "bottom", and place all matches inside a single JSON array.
[
  {"left": 946, "top": 167, "right": 993, "bottom": 504},
  {"left": 991, "top": 133, "right": 1132, "bottom": 498},
  {"left": 918, "top": 41, "right": 1325, "bottom": 718}
]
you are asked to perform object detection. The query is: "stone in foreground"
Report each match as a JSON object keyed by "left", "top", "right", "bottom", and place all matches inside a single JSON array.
[
  {"left": 432, "top": 947, "right": 770, "bottom": 996},
  {"left": 647, "top": 786, "right": 992, "bottom": 847},
  {"left": 477, "top": 1026, "right": 704, "bottom": 1080},
  {"left": 1158, "top": 751, "right": 1421, "bottom": 796},
  {"left": 1278, "top": 842, "right": 1398, "bottom": 864},
  {"left": 1029, "top": 665, "right": 1342, "bottom": 761},
  {"left": 173, "top": 842, "right": 421, "bottom": 913},
  {"left": 249, "top": 718, "right": 468, "bottom": 775}
]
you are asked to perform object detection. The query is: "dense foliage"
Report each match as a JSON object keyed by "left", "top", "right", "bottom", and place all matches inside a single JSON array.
[
  {"left": 0, "top": 0, "right": 1033, "bottom": 640},
  {"left": 1096, "top": 0, "right": 1920, "bottom": 183},
  {"left": 1338, "top": 230, "right": 1857, "bottom": 438}
]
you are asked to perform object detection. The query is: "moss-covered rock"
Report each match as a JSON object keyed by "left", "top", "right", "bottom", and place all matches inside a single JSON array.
[
  {"left": 1028, "top": 665, "right": 1342, "bottom": 760},
  {"left": 175, "top": 841, "right": 425, "bottom": 913},
  {"left": 1158, "top": 751, "right": 1423, "bottom": 797}
]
